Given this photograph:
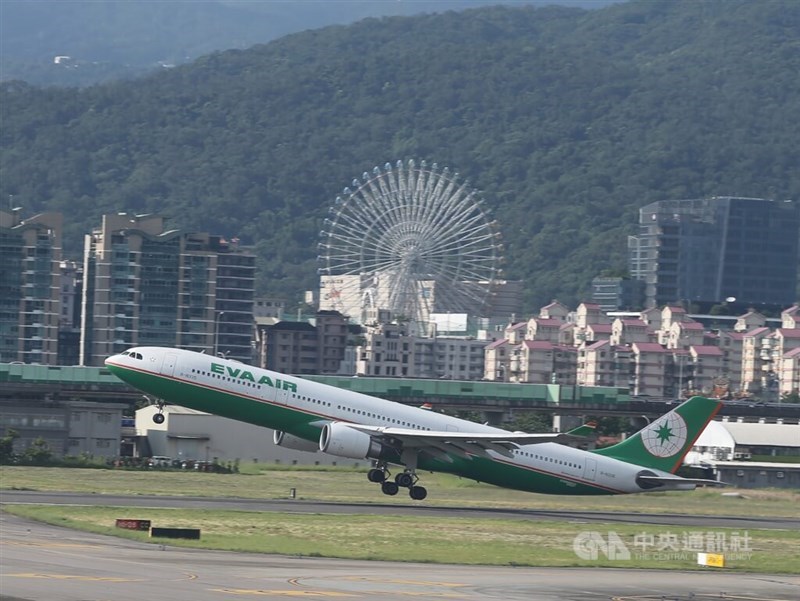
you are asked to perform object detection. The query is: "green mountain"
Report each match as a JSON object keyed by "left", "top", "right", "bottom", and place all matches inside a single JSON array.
[{"left": 2, "top": 0, "right": 799, "bottom": 311}]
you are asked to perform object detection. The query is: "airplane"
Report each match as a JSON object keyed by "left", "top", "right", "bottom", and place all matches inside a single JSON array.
[{"left": 105, "top": 347, "right": 724, "bottom": 500}]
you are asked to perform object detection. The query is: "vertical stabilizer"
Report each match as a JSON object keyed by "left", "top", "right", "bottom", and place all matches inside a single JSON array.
[{"left": 593, "top": 396, "right": 722, "bottom": 473}]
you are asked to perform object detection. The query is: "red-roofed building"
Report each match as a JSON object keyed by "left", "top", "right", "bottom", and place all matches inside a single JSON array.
[
  {"left": 717, "top": 331, "right": 745, "bottom": 394},
  {"left": 525, "top": 317, "right": 562, "bottom": 343},
  {"left": 664, "top": 320, "right": 705, "bottom": 349},
  {"left": 735, "top": 310, "right": 767, "bottom": 332},
  {"left": 782, "top": 304, "right": 800, "bottom": 329},
  {"left": 585, "top": 323, "right": 613, "bottom": 343},
  {"left": 610, "top": 318, "right": 654, "bottom": 347},
  {"left": 539, "top": 300, "right": 569, "bottom": 322},
  {"left": 779, "top": 346, "right": 800, "bottom": 396},
  {"left": 631, "top": 342, "right": 670, "bottom": 397},
  {"left": 504, "top": 322, "right": 527, "bottom": 344},
  {"left": 577, "top": 340, "right": 632, "bottom": 388},
  {"left": 484, "top": 338, "right": 512, "bottom": 381},
  {"left": 661, "top": 305, "right": 688, "bottom": 334},
  {"left": 640, "top": 307, "right": 662, "bottom": 330},
  {"left": 742, "top": 327, "right": 772, "bottom": 393},
  {"left": 576, "top": 302, "right": 608, "bottom": 329},
  {"left": 510, "top": 340, "right": 577, "bottom": 384},
  {"left": 690, "top": 345, "right": 724, "bottom": 395},
  {"left": 558, "top": 322, "right": 575, "bottom": 346}
]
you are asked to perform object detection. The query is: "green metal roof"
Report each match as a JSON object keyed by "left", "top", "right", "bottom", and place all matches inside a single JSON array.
[{"left": 0, "top": 363, "right": 122, "bottom": 386}]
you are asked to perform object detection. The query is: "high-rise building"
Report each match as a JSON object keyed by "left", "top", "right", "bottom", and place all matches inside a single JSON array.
[
  {"left": 591, "top": 276, "right": 645, "bottom": 312},
  {"left": 0, "top": 209, "right": 63, "bottom": 364},
  {"left": 253, "top": 310, "right": 348, "bottom": 375},
  {"left": 80, "top": 214, "right": 254, "bottom": 366},
  {"left": 56, "top": 260, "right": 83, "bottom": 366},
  {"left": 629, "top": 197, "right": 799, "bottom": 309}
]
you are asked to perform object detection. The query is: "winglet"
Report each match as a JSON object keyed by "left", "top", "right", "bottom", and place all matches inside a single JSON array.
[{"left": 566, "top": 420, "right": 597, "bottom": 437}]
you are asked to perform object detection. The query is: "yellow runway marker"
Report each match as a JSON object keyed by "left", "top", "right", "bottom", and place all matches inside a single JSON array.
[{"left": 9, "top": 573, "right": 141, "bottom": 582}]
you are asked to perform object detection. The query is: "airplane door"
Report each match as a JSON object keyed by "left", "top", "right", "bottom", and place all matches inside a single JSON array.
[
  {"left": 261, "top": 377, "right": 289, "bottom": 405},
  {"left": 274, "top": 386, "right": 289, "bottom": 405},
  {"left": 161, "top": 353, "right": 177, "bottom": 376},
  {"left": 584, "top": 457, "right": 597, "bottom": 481}
]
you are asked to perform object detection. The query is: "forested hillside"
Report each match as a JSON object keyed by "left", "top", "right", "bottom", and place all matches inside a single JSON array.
[
  {"left": 0, "top": 0, "right": 615, "bottom": 86},
  {"left": 2, "top": 0, "right": 799, "bottom": 311}
]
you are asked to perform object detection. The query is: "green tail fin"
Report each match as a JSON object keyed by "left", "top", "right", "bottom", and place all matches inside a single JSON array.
[{"left": 593, "top": 396, "right": 722, "bottom": 473}]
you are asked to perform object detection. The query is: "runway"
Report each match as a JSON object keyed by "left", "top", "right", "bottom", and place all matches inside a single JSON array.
[
  {"left": 2, "top": 512, "right": 798, "bottom": 601},
  {"left": 2, "top": 489, "right": 798, "bottom": 530}
]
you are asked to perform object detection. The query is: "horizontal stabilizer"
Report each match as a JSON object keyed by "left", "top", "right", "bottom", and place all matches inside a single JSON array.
[{"left": 637, "top": 475, "right": 727, "bottom": 488}]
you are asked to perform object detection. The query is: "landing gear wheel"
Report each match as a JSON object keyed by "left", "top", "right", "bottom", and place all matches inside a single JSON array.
[
  {"left": 381, "top": 481, "right": 399, "bottom": 496},
  {"left": 395, "top": 472, "right": 415, "bottom": 488},
  {"left": 367, "top": 468, "right": 386, "bottom": 483},
  {"left": 409, "top": 486, "right": 427, "bottom": 501},
  {"left": 153, "top": 413, "right": 165, "bottom": 424}
]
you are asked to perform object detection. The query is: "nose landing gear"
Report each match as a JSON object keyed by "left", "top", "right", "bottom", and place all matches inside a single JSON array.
[{"left": 147, "top": 396, "right": 166, "bottom": 424}]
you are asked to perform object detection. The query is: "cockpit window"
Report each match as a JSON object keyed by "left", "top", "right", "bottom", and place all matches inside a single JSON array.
[
  {"left": 134, "top": 353, "right": 143, "bottom": 360},
  {"left": 121, "top": 351, "right": 130, "bottom": 356}
]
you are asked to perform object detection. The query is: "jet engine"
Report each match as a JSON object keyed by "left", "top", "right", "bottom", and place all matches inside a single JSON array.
[
  {"left": 319, "top": 422, "right": 386, "bottom": 460},
  {"left": 273, "top": 430, "right": 319, "bottom": 453}
]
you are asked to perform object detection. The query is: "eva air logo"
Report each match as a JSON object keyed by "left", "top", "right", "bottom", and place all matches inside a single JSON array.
[{"left": 641, "top": 412, "right": 688, "bottom": 457}]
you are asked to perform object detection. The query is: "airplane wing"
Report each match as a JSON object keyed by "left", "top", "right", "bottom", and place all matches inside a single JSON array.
[{"left": 345, "top": 424, "right": 578, "bottom": 460}]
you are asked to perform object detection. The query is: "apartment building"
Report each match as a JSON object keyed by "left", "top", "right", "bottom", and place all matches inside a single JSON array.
[
  {"left": 780, "top": 348, "right": 800, "bottom": 397},
  {"left": 631, "top": 342, "right": 670, "bottom": 397},
  {"left": 577, "top": 340, "right": 632, "bottom": 388},
  {"left": 717, "top": 330, "right": 745, "bottom": 393},
  {"left": 610, "top": 318, "right": 654, "bottom": 346},
  {"left": 484, "top": 338, "right": 511, "bottom": 382},
  {"left": 0, "top": 210, "right": 63, "bottom": 364},
  {"left": 689, "top": 345, "right": 725, "bottom": 395},
  {"left": 80, "top": 213, "right": 255, "bottom": 366},
  {"left": 508, "top": 340, "right": 577, "bottom": 385}
]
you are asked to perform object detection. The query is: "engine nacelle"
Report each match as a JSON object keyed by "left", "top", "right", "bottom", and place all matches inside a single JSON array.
[
  {"left": 319, "top": 422, "right": 384, "bottom": 460},
  {"left": 273, "top": 430, "right": 319, "bottom": 453}
]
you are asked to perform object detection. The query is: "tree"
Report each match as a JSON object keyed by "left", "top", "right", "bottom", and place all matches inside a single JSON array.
[
  {"left": 780, "top": 391, "right": 800, "bottom": 404},
  {"left": 22, "top": 437, "right": 53, "bottom": 466},
  {"left": 0, "top": 429, "right": 20, "bottom": 464},
  {"left": 509, "top": 412, "right": 552, "bottom": 433}
]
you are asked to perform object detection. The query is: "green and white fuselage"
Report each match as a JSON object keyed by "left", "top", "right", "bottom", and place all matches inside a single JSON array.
[{"left": 105, "top": 347, "right": 724, "bottom": 499}]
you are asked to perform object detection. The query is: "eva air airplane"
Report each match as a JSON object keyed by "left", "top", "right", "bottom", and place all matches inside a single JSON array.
[{"left": 106, "top": 347, "right": 724, "bottom": 500}]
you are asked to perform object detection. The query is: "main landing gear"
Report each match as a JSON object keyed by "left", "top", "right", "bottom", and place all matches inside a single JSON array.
[{"left": 367, "top": 460, "right": 428, "bottom": 501}]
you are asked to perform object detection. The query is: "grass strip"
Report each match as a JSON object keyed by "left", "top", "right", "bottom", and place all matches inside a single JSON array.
[
  {"left": 2, "top": 465, "right": 799, "bottom": 518},
  {"left": 3, "top": 504, "right": 798, "bottom": 573}
]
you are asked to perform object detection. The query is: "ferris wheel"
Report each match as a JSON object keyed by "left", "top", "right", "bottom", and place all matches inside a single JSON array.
[{"left": 318, "top": 160, "right": 503, "bottom": 326}]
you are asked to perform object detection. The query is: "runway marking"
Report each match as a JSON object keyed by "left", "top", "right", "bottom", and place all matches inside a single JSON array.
[
  {"left": 341, "top": 576, "right": 467, "bottom": 587},
  {"left": 4, "top": 540, "right": 99, "bottom": 549},
  {"left": 611, "top": 593, "right": 785, "bottom": 601},
  {"left": 9, "top": 573, "right": 141, "bottom": 583},
  {"left": 213, "top": 590, "right": 357, "bottom": 597}
]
